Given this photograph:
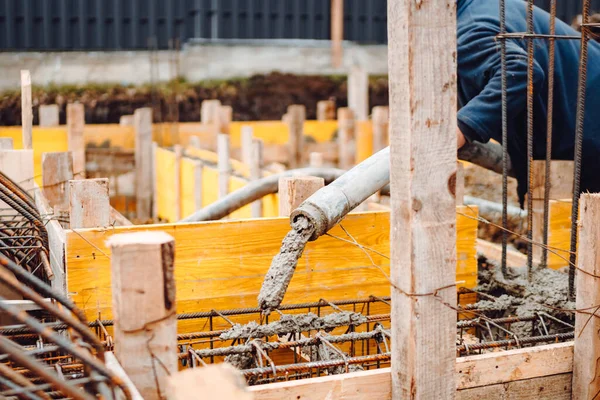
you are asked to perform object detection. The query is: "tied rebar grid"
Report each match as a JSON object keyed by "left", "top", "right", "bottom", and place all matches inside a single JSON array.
[
  {"left": 496, "top": 0, "right": 589, "bottom": 297},
  {"left": 69, "top": 293, "right": 574, "bottom": 385}
]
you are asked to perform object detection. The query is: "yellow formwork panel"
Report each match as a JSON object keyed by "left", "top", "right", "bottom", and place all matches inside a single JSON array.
[
  {"left": 355, "top": 121, "right": 374, "bottom": 164},
  {"left": 155, "top": 147, "right": 177, "bottom": 222},
  {"left": 180, "top": 157, "right": 198, "bottom": 219},
  {"left": 229, "top": 176, "right": 253, "bottom": 219},
  {"left": 65, "top": 207, "right": 478, "bottom": 324},
  {"left": 547, "top": 200, "right": 572, "bottom": 269},
  {"left": 202, "top": 167, "right": 219, "bottom": 212}
]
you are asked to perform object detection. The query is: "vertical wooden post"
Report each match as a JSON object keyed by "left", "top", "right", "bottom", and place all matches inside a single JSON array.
[
  {"left": 151, "top": 142, "right": 159, "bottom": 222},
  {"left": 372, "top": 106, "right": 389, "bottom": 153},
  {"left": 331, "top": 0, "right": 344, "bottom": 68},
  {"left": 241, "top": 125, "right": 254, "bottom": 165},
  {"left": 348, "top": 66, "right": 369, "bottom": 121},
  {"left": 108, "top": 231, "right": 177, "bottom": 400},
  {"left": 68, "top": 178, "right": 110, "bottom": 229},
  {"left": 250, "top": 138, "right": 264, "bottom": 218},
  {"left": 174, "top": 145, "right": 183, "bottom": 221},
  {"left": 201, "top": 100, "right": 222, "bottom": 124},
  {"left": 42, "top": 152, "right": 73, "bottom": 212},
  {"left": 309, "top": 152, "right": 324, "bottom": 168},
  {"left": 134, "top": 108, "right": 153, "bottom": 222},
  {"left": 286, "top": 105, "right": 306, "bottom": 169},
  {"left": 219, "top": 105, "right": 233, "bottom": 135},
  {"left": 193, "top": 161, "right": 203, "bottom": 212},
  {"left": 388, "top": 0, "right": 457, "bottom": 398},
  {"left": 20, "top": 70, "right": 33, "bottom": 150},
  {"left": 317, "top": 100, "right": 336, "bottom": 121},
  {"left": 119, "top": 115, "right": 134, "bottom": 126},
  {"left": 337, "top": 107, "right": 355, "bottom": 170},
  {"left": 278, "top": 177, "right": 325, "bottom": 217},
  {"left": 0, "top": 138, "right": 14, "bottom": 150},
  {"left": 218, "top": 133, "right": 231, "bottom": 200},
  {"left": 66, "top": 103, "right": 85, "bottom": 179},
  {"left": 39, "top": 104, "right": 60, "bottom": 127},
  {"left": 573, "top": 193, "right": 600, "bottom": 399}
]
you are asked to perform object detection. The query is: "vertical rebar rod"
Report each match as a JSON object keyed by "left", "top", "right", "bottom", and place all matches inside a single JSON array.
[
  {"left": 500, "top": 0, "right": 509, "bottom": 277},
  {"left": 526, "top": 0, "right": 535, "bottom": 280},
  {"left": 569, "top": 0, "right": 591, "bottom": 299},
  {"left": 541, "top": 0, "right": 557, "bottom": 268}
]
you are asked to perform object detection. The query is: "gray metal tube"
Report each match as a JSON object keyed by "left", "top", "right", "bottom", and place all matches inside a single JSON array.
[
  {"left": 291, "top": 147, "right": 390, "bottom": 241},
  {"left": 179, "top": 168, "right": 347, "bottom": 222}
]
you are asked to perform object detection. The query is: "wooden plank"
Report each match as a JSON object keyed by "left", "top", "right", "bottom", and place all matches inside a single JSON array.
[
  {"left": 134, "top": 108, "right": 153, "bottom": 221},
  {"left": 476, "top": 239, "right": 527, "bottom": 268},
  {"left": 39, "top": 104, "right": 60, "bottom": 127},
  {"left": 317, "top": 100, "right": 336, "bottom": 121},
  {"left": 347, "top": 66, "right": 369, "bottom": 121},
  {"left": 219, "top": 105, "right": 233, "bottom": 135},
  {"left": 201, "top": 100, "right": 222, "bottom": 125},
  {"left": 331, "top": 0, "right": 344, "bottom": 68},
  {"left": 388, "top": 0, "right": 458, "bottom": 397},
  {"left": 0, "top": 150, "right": 34, "bottom": 196},
  {"left": 573, "top": 193, "right": 600, "bottom": 399},
  {"left": 110, "top": 207, "right": 134, "bottom": 227},
  {"left": 21, "top": 70, "right": 33, "bottom": 150},
  {"left": 66, "top": 104, "right": 86, "bottom": 179},
  {"left": 165, "top": 364, "right": 252, "bottom": 400},
  {"left": 69, "top": 178, "right": 110, "bottom": 229},
  {"left": 286, "top": 105, "right": 306, "bottom": 169},
  {"left": 0, "top": 138, "right": 13, "bottom": 149},
  {"left": 337, "top": 108, "right": 355, "bottom": 170},
  {"left": 251, "top": 342, "right": 574, "bottom": 400},
  {"left": 65, "top": 208, "right": 477, "bottom": 323},
  {"left": 41, "top": 151, "right": 73, "bottom": 212},
  {"left": 278, "top": 176, "right": 325, "bottom": 217},
  {"left": 309, "top": 152, "right": 324, "bottom": 168},
  {"left": 151, "top": 142, "right": 158, "bottom": 221},
  {"left": 109, "top": 231, "right": 177, "bottom": 400}
]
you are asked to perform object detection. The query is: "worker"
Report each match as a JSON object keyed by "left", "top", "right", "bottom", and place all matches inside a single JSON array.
[{"left": 456, "top": 0, "right": 600, "bottom": 204}]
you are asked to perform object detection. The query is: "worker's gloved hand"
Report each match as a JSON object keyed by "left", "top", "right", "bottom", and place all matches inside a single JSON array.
[{"left": 457, "top": 127, "right": 466, "bottom": 149}]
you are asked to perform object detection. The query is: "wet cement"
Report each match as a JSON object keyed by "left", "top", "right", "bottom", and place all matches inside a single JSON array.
[
  {"left": 474, "top": 256, "right": 574, "bottom": 336},
  {"left": 257, "top": 216, "right": 316, "bottom": 312},
  {"left": 220, "top": 311, "right": 368, "bottom": 341}
]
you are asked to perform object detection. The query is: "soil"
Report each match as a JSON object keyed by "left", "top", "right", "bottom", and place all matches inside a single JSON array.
[{"left": 0, "top": 72, "right": 389, "bottom": 125}]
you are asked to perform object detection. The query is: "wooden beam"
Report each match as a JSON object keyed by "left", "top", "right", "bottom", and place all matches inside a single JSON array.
[
  {"left": 573, "top": 193, "right": 600, "bottom": 398},
  {"left": 134, "top": 108, "right": 153, "bottom": 222},
  {"left": 241, "top": 125, "right": 254, "bottom": 165},
  {"left": 250, "top": 138, "right": 264, "bottom": 218},
  {"left": 201, "top": 100, "right": 222, "bottom": 125},
  {"left": 388, "top": 0, "right": 457, "bottom": 397},
  {"left": 108, "top": 231, "right": 177, "bottom": 400},
  {"left": 317, "top": 100, "right": 336, "bottom": 121},
  {"left": 347, "top": 66, "right": 369, "bottom": 121},
  {"left": 20, "top": 70, "right": 33, "bottom": 150},
  {"left": 278, "top": 176, "right": 325, "bottom": 217},
  {"left": 110, "top": 207, "right": 134, "bottom": 226},
  {"left": 286, "top": 105, "right": 306, "bottom": 169},
  {"left": 219, "top": 105, "right": 233, "bottom": 135},
  {"left": 174, "top": 144, "right": 183, "bottom": 220},
  {"left": 476, "top": 239, "right": 527, "bottom": 268},
  {"left": 41, "top": 151, "right": 73, "bottom": 212},
  {"left": 39, "top": 104, "right": 59, "bottom": 127},
  {"left": 68, "top": 178, "right": 110, "bottom": 229},
  {"left": 0, "top": 138, "right": 13, "bottom": 150},
  {"left": 151, "top": 142, "right": 159, "bottom": 221},
  {"left": 372, "top": 106, "right": 389, "bottom": 153},
  {"left": 309, "top": 152, "right": 324, "bottom": 168},
  {"left": 66, "top": 103, "right": 86, "bottom": 179},
  {"left": 337, "top": 107, "right": 355, "bottom": 170},
  {"left": 165, "top": 364, "right": 252, "bottom": 400},
  {"left": 218, "top": 133, "right": 231, "bottom": 200},
  {"left": 331, "top": 0, "right": 344, "bottom": 68}
]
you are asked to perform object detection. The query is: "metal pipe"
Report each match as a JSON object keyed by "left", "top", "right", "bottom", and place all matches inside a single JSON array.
[{"left": 291, "top": 147, "right": 390, "bottom": 241}]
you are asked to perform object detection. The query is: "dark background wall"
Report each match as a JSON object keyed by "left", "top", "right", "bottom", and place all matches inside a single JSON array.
[{"left": 0, "top": 0, "right": 595, "bottom": 51}]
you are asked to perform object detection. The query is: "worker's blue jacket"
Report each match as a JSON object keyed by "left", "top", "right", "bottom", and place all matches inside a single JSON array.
[{"left": 457, "top": 0, "right": 600, "bottom": 202}]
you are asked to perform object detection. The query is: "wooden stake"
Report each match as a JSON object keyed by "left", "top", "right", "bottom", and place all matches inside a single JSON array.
[
  {"left": 372, "top": 106, "right": 389, "bottom": 153},
  {"left": 309, "top": 152, "right": 324, "bottom": 168},
  {"left": 119, "top": 115, "right": 134, "bottom": 126},
  {"left": 66, "top": 104, "right": 85, "bottom": 179},
  {"left": 337, "top": 107, "right": 355, "bottom": 170},
  {"left": 286, "top": 105, "right": 306, "bottom": 169},
  {"left": 219, "top": 105, "right": 233, "bottom": 134},
  {"left": 388, "top": 0, "right": 457, "bottom": 397},
  {"left": 278, "top": 176, "right": 325, "bottom": 217},
  {"left": 241, "top": 125, "right": 254, "bottom": 165},
  {"left": 174, "top": 145, "right": 183, "bottom": 221},
  {"left": 41, "top": 152, "right": 73, "bottom": 212},
  {"left": 573, "top": 193, "right": 600, "bottom": 398},
  {"left": 348, "top": 66, "right": 369, "bottom": 121},
  {"left": 134, "top": 108, "right": 153, "bottom": 222},
  {"left": 39, "top": 104, "right": 59, "bottom": 127},
  {"left": 108, "top": 231, "right": 177, "bottom": 400},
  {"left": 20, "top": 70, "right": 33, "bottom": 150},
  {"left": 331, "top": 0, "right": 344, "bottom": 68},
  {"left": 0, "top": 138, "right": 14, "bottom": 150},
  {"left": 218, "top": 133, "right": 231, "bottom": 200},
  {"left": 201, "top": 100, "right": 222, "bottom": 124},
  {"left": 165, "top": 364, "right": 252, "bottom": 400},
  {"left": 68, "top": 178, "right": 110, "bottom": 229},
  {"left": 317, "top": 100, "right": 336, "bottom": 121},
  {"left": 250, "top": 139, "right": 264, "bottom": 218}
]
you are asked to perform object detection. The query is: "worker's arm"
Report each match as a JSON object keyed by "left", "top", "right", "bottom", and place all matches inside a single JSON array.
[{"left": 457, "top": 24, "right": 546, "bottom": 144}]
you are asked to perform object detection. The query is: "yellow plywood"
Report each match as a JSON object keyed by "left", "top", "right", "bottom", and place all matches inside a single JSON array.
[
  {"left": 202, "top": 166, "right": 219, "bottom": 210},
  {"left": 65, "top": 207, "right": 478, "bottom": 325},
  {"left": 84, "top": 125, "right": 135, "bottom": 149},
  {"left": 355, "top": 121, "right": 374, "bottom": 164},
  {"left": 229, "top": 176, "right": 253, "bottom": 219},
  {"left": 184, "top": 146, "right": 250, "bottom": 178},
  {"left": 547, "top": 200, "right": 572, "bottom": 269},
  {"left": 263, "top": 193, "right": 279, "bottom": 218},
  {"left": 180, "top": 157, "right": 198, "bottom": 219},
  {"left": 155, "top": 147, "right": 177, "bottom": 222}
]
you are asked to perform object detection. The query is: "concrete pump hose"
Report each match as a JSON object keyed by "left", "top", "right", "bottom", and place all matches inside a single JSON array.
[{"left": 179, "top": 167, "right": 347, "bottom": 222}]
